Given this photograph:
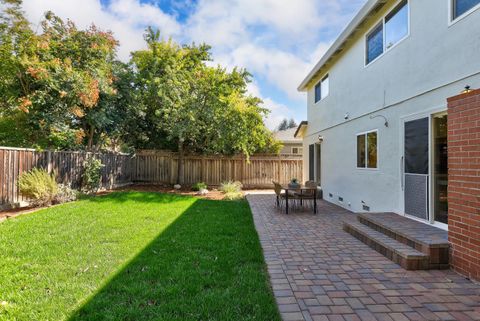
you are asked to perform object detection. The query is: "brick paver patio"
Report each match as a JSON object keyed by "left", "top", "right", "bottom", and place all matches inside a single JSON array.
[{"left": 247, "top": 194, "right": 480, "bottom": 321}]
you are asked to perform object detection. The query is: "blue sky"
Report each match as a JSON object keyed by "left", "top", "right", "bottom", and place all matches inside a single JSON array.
[{"left": 22, "top": 0, "right": 366, "bottom": 129}]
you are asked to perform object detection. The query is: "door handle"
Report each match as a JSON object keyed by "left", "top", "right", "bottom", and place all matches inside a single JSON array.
[{"left": 400, "top": 156, "right": 404, "bottom": 191}]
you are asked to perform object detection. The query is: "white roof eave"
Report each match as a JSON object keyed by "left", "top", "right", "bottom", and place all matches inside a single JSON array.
[{"left": 297, "top": 0, "right": 387, "bottom": 92}]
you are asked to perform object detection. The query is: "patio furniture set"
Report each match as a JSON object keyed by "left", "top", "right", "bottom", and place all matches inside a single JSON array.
[{"left": 272, "top": 181, "right": 321, "bottom": 214}]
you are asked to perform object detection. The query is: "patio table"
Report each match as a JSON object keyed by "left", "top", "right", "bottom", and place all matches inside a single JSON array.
[{"left": 281, "top": 185, "right": 317, "bottom": 215}]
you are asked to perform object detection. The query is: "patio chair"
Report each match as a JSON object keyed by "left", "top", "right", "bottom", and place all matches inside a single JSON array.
[
  {"left": 300, "top": 181, "right": 319, "bottom": 211},
  {"left": 272, "top": 181, "right": 286, "bottom": 209}
]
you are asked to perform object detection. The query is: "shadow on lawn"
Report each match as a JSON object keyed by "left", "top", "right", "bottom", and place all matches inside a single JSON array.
[{"left": 68, "top": 197, "right": 279, "bottom": 321}]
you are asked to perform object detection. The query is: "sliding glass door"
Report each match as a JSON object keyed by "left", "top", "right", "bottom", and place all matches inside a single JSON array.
[
  {"left": 404, "top": 117, "right": 429, "bottom": 221},
  {"left": 433, "top": 114, "right": 448, "bottom": 225},
  {"left": 402, "top": 112, "right": 448, "bottom": 227}
]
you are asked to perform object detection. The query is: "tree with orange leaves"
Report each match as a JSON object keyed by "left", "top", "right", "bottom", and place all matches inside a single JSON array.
[{"left": 0, "top": 1, "right": 127, "bottom": 150}]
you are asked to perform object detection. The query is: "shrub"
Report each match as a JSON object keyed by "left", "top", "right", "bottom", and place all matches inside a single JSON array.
[
  {"left": 192, "top": 182, "right": 207, "bottom": 191},
  {"left": 82, "top": 157, "right": 104, "bottom": 193},
  {"left": 54, "top": 184, "right": 79, "bottom": 204},
  {"left": 18, "top": 168, "right": 58, "bottom": 206},
  {"left": 220, "top": 181, "right": 243, "bottom": 201},
  {"left": 223, "top": 191, "right": 243, "bottom": 201},
  {"left": 220, "top": 181, "right": 242, "bottom": 193}
]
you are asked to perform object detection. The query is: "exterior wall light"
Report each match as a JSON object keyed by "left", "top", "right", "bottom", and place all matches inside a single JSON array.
[
  {"left": 462, "top": 85, "right": 473, "bottom": 94},
  {"left": 370, "top": 114, "right": 389, "bottom": 127},
  {"left": 318, "top": 135, "right": 324, "bottom": 143}
]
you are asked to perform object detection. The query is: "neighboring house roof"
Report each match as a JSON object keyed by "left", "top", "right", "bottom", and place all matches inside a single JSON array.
[
  {"left": 298, "top": 0, "right": 388, "bottom": 91},
  {"left": 274, "top": 128, "right": 302, "bottom": 144},
  {"left": 294, "top": 121, "right": 308, "bottom": 138}
]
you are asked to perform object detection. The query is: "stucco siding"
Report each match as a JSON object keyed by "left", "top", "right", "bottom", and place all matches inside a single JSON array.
[
  {"left": 306, "top": 0, "right": 480, "bottom": 136},
  {"left": 303, "top": 73, "right": 480, "bottom": 213},
  {"left": 302, "top": 0, "right": 480, "bottom": 213}
]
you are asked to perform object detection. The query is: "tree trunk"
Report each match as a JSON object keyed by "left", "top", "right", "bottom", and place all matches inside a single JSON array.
[
  {"left": 177, "top": 138, "right": 185, "bottom": 185},
  {"left": 87, "top": 125, "right": 95, "bottom": 151}
]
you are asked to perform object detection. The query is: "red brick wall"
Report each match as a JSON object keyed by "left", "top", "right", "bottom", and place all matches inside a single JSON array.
[{"left": 447, "top": 88, "right": 480, "bottom": 281}]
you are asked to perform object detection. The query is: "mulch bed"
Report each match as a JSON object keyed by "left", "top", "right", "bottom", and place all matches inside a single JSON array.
[
  {"left": 0, "top": 205, "right": 39, "bottom": 222},
  {"left": 113, "top": 184, "right": 229, "bottom": 201}
]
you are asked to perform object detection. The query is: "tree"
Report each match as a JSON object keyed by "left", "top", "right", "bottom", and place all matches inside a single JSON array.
[
  {"left": 0, "top": 3, "right": 280, "bottom": 165},
  {"left": 277, "top": 119, "right": 289, "bottom": 131},
  {"left": 277, "top": 118, "right": 297, "bottom": 131},
  {"left": 131, "top": 29, "right": 280, "bottom": 184},
  {"left": 288, "top": 118, "right": 297, "bottom": 129},
  {"left": 0, "top": 2, "right": 124, "bottom": 150}
]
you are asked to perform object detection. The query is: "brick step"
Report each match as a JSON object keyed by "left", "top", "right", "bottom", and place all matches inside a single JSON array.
[
  {"left": 357, "top": 213, "right": 449, "bottom": 268},
  {"left": 343, "top": 221, "right": 430, "bottom": 270}
]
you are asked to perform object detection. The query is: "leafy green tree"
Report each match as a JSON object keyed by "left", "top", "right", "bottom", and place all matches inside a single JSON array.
[
  {"left": 131, "top": 29, "right": 280, "bottom": 184},
  {"left": 0, "top": 3, "right": 279, "bottom": 167},
  {"left": 0, "top": 1, "right": 123, "bottom": 150}
]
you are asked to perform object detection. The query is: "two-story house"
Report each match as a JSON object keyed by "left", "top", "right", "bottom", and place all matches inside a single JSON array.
[{"left": 297, "top": 0, "right": 480, "bottom": 230}]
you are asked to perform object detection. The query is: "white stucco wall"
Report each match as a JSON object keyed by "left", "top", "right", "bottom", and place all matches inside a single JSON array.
[{"left": 302, "top": 0, "right": 480, "bottom": 213}]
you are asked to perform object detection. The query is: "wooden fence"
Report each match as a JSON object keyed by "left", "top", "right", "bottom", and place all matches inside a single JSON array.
[
  {"left": 133, "top": 151, "right": 303, "bottom": 188},
  {"left": 0, "top": 147, "right": 303, "bottom": 208},
  {"left": 0, "top": 147, "right": 133, "bottom": 208}
]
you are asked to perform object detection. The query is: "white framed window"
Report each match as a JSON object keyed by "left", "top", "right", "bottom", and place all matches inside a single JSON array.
[
  {"left": 450, "top": 0, "right": 480, "bottom": 22},
  {"left": 321, "top": 75, "right": 329, "bottom": 99},
  {"left": 357, "top": 130, "right": 378, "bottom": 169},
  {"left": 314, "top": 74, "right": 329, "bottom": 103},
  {"left": 365, "top": 0, "right": 409, "bottom": 65},
  {"left": 291, "top": 147, "right": 303, "bottom": 154}
]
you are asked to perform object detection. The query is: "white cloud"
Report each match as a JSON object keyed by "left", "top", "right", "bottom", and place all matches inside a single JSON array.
[
  {"left": 247, "top": 82, "right": 298, "bottom": 130},
  {"left": 262, "top": 97, "right": 297, "bottom": 130},
  {"left": 184, "top": 0, "right": 325, "bottom": 49},
  {"left": 218, "top": 44, "right": 311, "bottom": 101},
  {"left": 21, "top": 0, "right": 181, "bottom": 61},
  {"left": 184, "top": 0, "right": 365, "bottom": 102}
]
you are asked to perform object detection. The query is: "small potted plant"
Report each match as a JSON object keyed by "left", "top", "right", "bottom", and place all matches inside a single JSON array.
[{"left": 288, "top": 178, "right": 300, "bottom": 188}]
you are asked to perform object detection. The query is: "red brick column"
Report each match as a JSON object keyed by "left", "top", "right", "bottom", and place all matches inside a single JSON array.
[{"left": 447, "top": 88, "right": 480, "bottom": 281}]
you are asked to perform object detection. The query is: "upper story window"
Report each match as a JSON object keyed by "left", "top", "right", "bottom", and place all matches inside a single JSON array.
[
  {"left": 366, "top": 0, "right": 409, "bottom": 65},
  {"left": 314, "top": 75, "right": 329, "bottom": 103},
  {"left": 452, "top": 0, "right": 480, "bottom": 20},
  {"left": 366, "top": 24, "right": 384, "bottom": 64}
]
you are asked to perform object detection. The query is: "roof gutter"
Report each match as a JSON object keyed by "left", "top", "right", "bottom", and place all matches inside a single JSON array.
[
  {"left": 294, "top": 121, "right": 308, "bottom": 138},
  {"left": 297, "top": 0, "right": 387, "bottom": 92}
]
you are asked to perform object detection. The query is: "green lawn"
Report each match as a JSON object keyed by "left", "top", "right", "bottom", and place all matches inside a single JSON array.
[{"left": 0, "top": 192, "right": 280, "bottom": 321}]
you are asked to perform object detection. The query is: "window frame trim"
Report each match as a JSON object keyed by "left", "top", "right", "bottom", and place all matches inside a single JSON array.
[
  {"left": 291, "top": 147, "right": 302, "bottom": 154},
  {"left": 314, "top": 81, "right": 321, "bottom": 104},
  {"left": 364, "top": 0, "right": 410, "bottom": 67},
  {"left": 314, "top": 74, "right": 329, "bottom": 104},
  {"left": 448, "top": 0, "right": 480, "bottom": 26},
  {"left": 356, "top": 129, "right": 379, "bottom": 170}
]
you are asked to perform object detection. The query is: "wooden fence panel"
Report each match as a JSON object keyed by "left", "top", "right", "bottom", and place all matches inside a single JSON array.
[
  {"left": 0, "top": 147, "right": 132, "bottom": 208},
  {"left": 0, "top": 147, "right": 303, "bottom": 208},
  {"left": 132, "top": 151, "right": 303, "bottom": 188}
]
